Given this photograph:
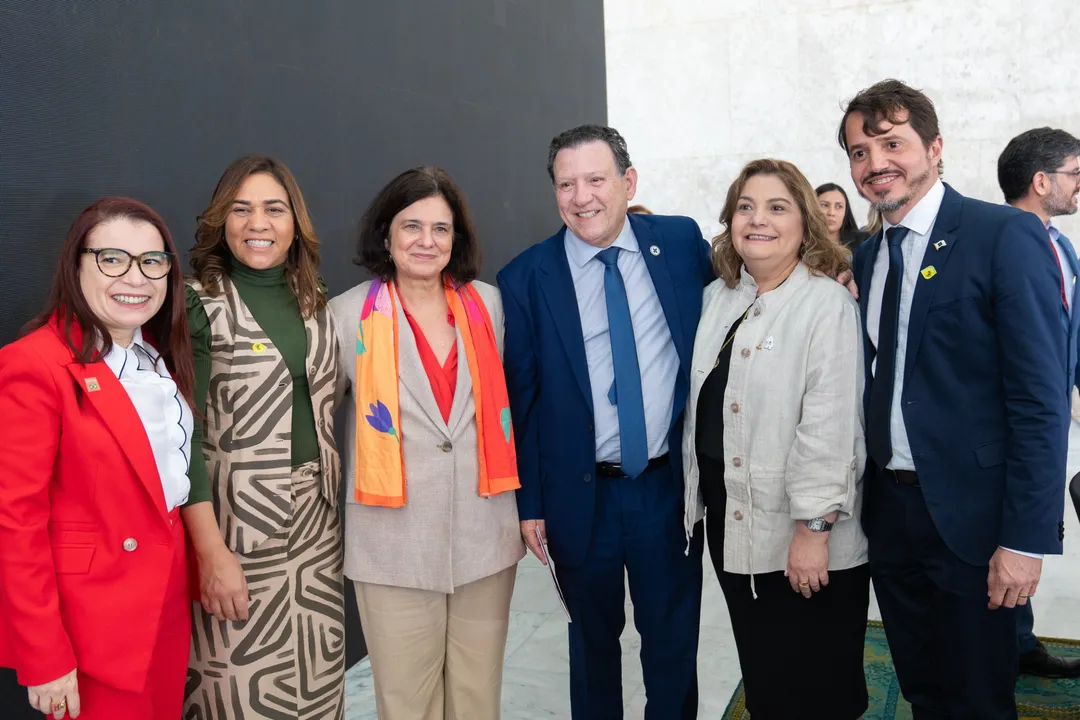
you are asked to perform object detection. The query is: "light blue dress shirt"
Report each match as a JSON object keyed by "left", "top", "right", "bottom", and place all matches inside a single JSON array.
[{"left": 564, "top": 218, "right": 679, "bottom": 463}]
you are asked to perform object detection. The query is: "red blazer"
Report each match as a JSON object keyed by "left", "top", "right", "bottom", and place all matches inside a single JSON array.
[{"left": 0, "top": 321, "right": 184, "bottom": 692}]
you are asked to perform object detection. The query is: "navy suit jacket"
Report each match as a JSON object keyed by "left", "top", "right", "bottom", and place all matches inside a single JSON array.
[
  {"left": 854, "top": 184, "right": 1070, "bottom": 565},
  {"left": 1056, "top": 230, "right": 1080, "bottom": 391},
  {"left": 497, "top": 213, "right": 714, "bottom": 567}
]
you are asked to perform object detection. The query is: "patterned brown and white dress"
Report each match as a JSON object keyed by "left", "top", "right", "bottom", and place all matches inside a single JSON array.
[{"left": 184, "top": 276, "right": 344, "bottom": 720}]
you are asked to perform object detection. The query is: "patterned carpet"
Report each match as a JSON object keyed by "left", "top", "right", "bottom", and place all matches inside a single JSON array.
[{"left": 722, "top": 620, "right": 1080, "bottom": 719}]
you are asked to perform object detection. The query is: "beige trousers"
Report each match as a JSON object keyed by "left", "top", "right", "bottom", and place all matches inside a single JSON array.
[{"left": 353, "top": 565, "right": 517, "bottom": 720}]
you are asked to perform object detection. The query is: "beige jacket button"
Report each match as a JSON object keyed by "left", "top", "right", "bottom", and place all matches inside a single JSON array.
[
  {"left": 440, "top": 441, "right": 453, "bottom": 453},
  {"left": 122, "top": 538, "right": 138, "bottom": 552},
  {"left": 730, "top": 402, "right": 740, "bottom": 413},
  {"left": 732, "top": 457, "right": 743, "bottom": 468},
  {"left": 733, "top": 510, "right": 744, "bottom": 521},
  {"left": 740, "top": 348, "right": 751, "bottom": 358}
]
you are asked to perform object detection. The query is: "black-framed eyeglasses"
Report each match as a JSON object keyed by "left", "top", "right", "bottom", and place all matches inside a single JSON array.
[
  {"left": 81, "top": 248, "right": 175, "bottom": 279},
  {"left": 1049, "top": 169, "right": 1080, "bottom": 180}
]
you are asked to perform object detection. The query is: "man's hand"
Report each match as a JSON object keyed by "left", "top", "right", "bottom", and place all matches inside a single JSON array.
[
  {"left": 836, "top": 269, "right": 859, "bottom": 300},
  {"left": 521, "top": 519, "right": 547, "bottom": 565},
  {"left": 988, "top": 547, "right": 1042, "bottom": 610}
]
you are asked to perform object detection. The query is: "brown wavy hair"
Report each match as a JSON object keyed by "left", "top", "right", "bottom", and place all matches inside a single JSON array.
[
  {"left": 711, "top": 159, "right": 850, "bottom": 288},
  {"left": 190, "top": 154, "right": 326, "bottom": 317},
  {"left": 22, "top": 197, "right": 195, "bottom": 407}
]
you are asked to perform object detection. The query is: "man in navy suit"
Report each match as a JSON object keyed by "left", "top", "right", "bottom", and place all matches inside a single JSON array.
[
  {"left": 845, "top": 80, "right": 1070, "bottom": 719},
  {"left": 498, "top": 124, "right": 713, "bottom": 718},
  {"left": 998, "top": 127, "right": 1080, "bottom": 680}
]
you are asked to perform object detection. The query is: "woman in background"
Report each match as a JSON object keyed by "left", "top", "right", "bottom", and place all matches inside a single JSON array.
[
  {"left": 182, "top": 155, "right": 344, "bottom": 718},
  {"left": 685, "top": 160, "right": 869, "bottom": 719},
  {"left": 0, "top": 198, "right": 194, "bottom": 719},
  {"left": 816, "top": 182, "right": 867, "bottom": 252},
  {"left": 330, "top": 166, "right": 524, "bottom": 720}
]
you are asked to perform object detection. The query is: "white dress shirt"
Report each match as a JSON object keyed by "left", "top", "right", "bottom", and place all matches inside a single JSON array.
[
  {"left": 564, "top": 219, "right": 679, "bottom": 463},
  {"left": 866, "top": 179, "right": 945, "bottom": 472},
  {"left": 102, "top": 327, "right": 193, "bottom": 511}
]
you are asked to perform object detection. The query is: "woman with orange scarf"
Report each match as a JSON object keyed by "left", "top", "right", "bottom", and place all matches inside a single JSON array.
[{"left": 330, "top": 166, "right": 524, "bottom": 720}]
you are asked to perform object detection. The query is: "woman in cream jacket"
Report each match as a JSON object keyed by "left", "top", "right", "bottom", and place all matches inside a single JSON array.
[{"left": 682, "top": 159, "right": 869, "bottom": 720}]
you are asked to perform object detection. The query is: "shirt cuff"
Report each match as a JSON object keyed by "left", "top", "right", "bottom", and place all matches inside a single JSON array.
[{"left": 1000, "top": 546, "right": 1044, "bottom": 560}]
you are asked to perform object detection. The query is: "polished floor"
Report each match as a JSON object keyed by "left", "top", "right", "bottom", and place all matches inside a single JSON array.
[{"left": 344, "top": 422, "right": 1080, "bottom": 718}]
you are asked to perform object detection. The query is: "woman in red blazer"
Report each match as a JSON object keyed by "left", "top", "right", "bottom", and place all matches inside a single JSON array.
[{"left": 0, "top": 198, "right": 196, "bottom": 720}]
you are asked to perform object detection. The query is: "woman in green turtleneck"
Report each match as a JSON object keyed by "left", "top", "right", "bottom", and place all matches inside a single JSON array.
[{"left": 179, "top": 155, "right": 344, "bottom": 719}]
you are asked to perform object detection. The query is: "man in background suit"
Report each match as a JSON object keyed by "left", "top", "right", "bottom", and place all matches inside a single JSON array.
[
  {"left": 846, "top": 80, "right": 1070, "bottom": 719},
  {"left": 498, "top": 124, "right": 714, "bottom": 718},
  {"left": 998, "top": 127, "right": 1080, "bottom": 679}
]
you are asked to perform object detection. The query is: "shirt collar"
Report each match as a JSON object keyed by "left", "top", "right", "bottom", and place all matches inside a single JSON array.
[
  {"left": 1048, "top": 218, "right": 1061, "bottom": 243},
  {"left": 102, "top": 327, "right": 152, "bottom": 377},
  {"left": 564, "top": 215, "right": 640, "bottom": 268},
  {"left": 882, "top": 178, "right": 945, "bottom": 238}
]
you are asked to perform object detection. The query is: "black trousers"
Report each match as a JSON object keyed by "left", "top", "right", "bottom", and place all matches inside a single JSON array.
[
  {"left": 866, "top": 470, "right": 1018, "bottom": 719},
  {"left": 700, "top": 454, "right": 870, "bottom": 720}
]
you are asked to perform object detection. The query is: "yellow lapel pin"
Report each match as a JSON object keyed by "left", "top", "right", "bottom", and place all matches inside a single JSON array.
[
  {"left": 252, "top": 342, "right": 267, "bottom": 353},
  {"left": 921, "top": 266, "right": 937, "bottom": 280},
  {"left": 85, "top": 377, "right": 100, "bottom": 392}
]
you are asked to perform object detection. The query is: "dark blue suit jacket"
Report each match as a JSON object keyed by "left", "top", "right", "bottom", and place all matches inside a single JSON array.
[
  {"left": 854, "top": 184, "right": 1070, "bottom": 565},
  {"left": 1055, "top": 229, "right": 1080, "bottom": 391},
  {"left": 497, "top": 213, "right": 714, "bottom": 567}
]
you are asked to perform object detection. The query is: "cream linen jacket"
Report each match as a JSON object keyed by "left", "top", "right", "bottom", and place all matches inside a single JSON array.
[
  {"left": 681, "top": 262, "right": 868, "bottom": 580},
  {"left": 330, "top": 280, "right": 525, "bottom": 594}
]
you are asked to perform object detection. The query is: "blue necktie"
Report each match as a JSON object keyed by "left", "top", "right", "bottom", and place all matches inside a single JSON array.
[
  {"left": 867, "top": 226, "right": 910, "bottom": 468},
  {"left": 597, "top": 247, "right": 649, "bottom": 478}
]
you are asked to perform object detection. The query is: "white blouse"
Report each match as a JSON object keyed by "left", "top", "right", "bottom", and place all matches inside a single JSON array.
[{"left": 102, "top": 328, "right": 193, "bottom": 511}]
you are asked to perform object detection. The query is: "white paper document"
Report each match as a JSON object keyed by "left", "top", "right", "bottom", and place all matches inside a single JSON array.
[{"left": 536, "top": 527, "right": 571, "bottom": 622}]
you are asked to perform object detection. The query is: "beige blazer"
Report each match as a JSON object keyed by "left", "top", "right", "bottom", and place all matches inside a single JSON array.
[
  {"left": 329, "top": 280, "right": 525, "bottom": 594},
  {"left": 681, "top": 262, "right": 868, "bottom": 578}
]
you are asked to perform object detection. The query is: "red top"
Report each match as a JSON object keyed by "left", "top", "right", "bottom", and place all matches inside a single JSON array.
[{"left": 403, "top": 306, "right": 457, "bottom": 423}]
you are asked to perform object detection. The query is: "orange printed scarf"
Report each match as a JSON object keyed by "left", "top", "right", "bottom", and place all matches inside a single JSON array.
[{"left": 354, "top": 278, "right": 520, "bottom": 507}]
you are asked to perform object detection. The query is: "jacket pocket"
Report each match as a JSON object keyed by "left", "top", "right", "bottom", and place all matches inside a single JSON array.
[
  {"left": 974, "top": 440, "right": 1006, "bottom": 468},
  {"left": 52, "top": 546, "right": 95, "bottom": 574},
  {"left": 749, "top": 471, "right": 789, "bottom": 513}
]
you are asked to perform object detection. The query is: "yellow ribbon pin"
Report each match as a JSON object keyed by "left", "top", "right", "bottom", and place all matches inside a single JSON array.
[
  {"left": 252, "top": 342, "right": 267, "bottom": 353},
  {"left": 921, "top": 266, "right": 937, "bottom": 280}
]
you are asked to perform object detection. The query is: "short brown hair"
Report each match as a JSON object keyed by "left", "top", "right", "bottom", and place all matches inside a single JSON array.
[
  {"left": 190, "top": 154, "right": 326, "bottom": 317},
  {"left": 356, "top": 166, "right": 481, "bottom": 284},
  {"left": 837, "top": 79, "right": 941, "bottom": 155},
  {"left": 627, "top": 204, "right": 653, "bottom": 215},
  {"left": 711, "top": 159, "right": 849, "bottom": 288}
]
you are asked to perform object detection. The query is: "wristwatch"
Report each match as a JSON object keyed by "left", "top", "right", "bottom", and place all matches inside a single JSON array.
[{"left": 805, "top": 518, "right": 833, "bottom": 532}]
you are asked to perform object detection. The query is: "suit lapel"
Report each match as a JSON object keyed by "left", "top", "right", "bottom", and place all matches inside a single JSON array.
[
  {"left": 66, "top": 361, "right": 170, "bottom": 524},
  {"left": 632, "top": 215, "right": 688, "bottom": 386},
  {"left": 1055, "top": 234, "right": 1080, "bottom": 383},
  {"left": 396, "top": 301, "right": 453, "bottom": 439},
  {"left": 903, "top": 185, "right": 963, "bottom": 378},
  {"left": 446, "top": 331, "right": 473, "bottom": 437},
  {"left": 538, "top": 232, "right": 594, "bottom": 412}
]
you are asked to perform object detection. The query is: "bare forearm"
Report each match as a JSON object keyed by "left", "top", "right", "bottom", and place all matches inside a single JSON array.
[{"left": 180, "top": 501, "right": 227, "bottom": 555}]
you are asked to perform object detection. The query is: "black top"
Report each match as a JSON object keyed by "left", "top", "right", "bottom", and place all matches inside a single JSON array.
[{"left": 695, "top": 308, "right": 750, "bottom": 464}]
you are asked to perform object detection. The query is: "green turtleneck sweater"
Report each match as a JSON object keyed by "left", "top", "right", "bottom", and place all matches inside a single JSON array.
[{"left": 183, "top": 261, "right": 319, "bottom": 506}]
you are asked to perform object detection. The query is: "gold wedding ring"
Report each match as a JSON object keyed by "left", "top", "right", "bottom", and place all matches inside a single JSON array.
[
  {"left": 51, "top": 700, "right": 66, "bottom": 712},
  {"left": 798, "top": 581, "right": 810, "bottom": 587}
]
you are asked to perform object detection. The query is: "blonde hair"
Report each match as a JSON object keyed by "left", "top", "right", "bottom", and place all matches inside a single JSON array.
[{"left": 711, "top": 159, "right": 850, "bottom": 288}]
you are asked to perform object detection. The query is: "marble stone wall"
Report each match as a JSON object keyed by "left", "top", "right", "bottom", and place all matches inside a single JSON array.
[{"left": 605, "top": 0, "right": 1080, "bottom": 242}]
